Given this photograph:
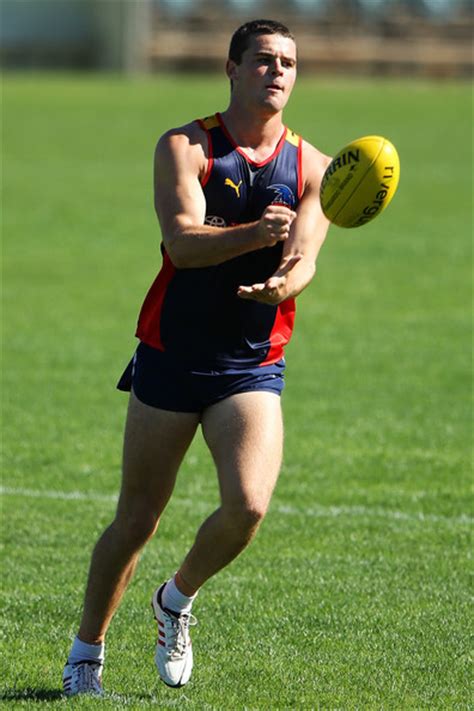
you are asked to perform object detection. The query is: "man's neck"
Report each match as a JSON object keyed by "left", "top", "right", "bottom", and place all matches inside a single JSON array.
[{"left": 220, "top": 105, "right": 285, "bottom": 160}]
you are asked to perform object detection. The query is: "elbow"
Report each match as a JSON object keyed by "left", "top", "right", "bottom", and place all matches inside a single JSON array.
[
  {"left": 164, "top": 234, "right": 192, "bottom": 269},
  {"left": 166, "top": 248, "right": 187, "bottom": 269},
  {"left": 296, "top": 260, "right": 316, "bottom": 296},
  {"left": 167, "top": 247, "right": 204, "bottom": 270},
  {"left": 164, "top": 233, "right": 222, "bottom": 269},
  {"left": 301, "top": 257, "right": 316, "bottom": 283}
]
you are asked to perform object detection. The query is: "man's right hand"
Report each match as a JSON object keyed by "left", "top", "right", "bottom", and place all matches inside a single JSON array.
[{"left": 256, "top": 204, "right": 297, "bottom": 247}]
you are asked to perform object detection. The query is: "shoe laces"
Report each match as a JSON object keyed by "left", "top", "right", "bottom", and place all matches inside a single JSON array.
[
  {"left": 71, "top": 661, "right": 102, "bottom": 694},
  {"left": 164, "top": 611, "right": 197, "bottom": 660}
]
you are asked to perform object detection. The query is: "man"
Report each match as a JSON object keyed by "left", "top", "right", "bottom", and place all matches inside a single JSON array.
[{"left": 63, "top": 18, "right": 331, "bottom": 697}]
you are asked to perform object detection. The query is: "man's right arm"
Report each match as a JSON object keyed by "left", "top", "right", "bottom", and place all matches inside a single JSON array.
[{"left": 153, "top": 125, "right": 295, "bottom": 269}]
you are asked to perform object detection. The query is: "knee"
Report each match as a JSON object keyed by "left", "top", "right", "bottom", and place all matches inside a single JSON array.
[
  {"left": 113, "top": 504, "right": 160, "bottom": 549},
  {"left": 222, "top": 501, "right": 267, "bottom": 542}
]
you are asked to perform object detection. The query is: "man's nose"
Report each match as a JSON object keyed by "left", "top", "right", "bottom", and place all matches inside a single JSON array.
[{"left": 272, "top": 59, "right": 283, "bottom": 75}]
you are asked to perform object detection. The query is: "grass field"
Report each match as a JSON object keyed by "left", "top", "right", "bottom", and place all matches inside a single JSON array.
[{"left": 1, "top": 73, "right": 472, "bottom": 709}]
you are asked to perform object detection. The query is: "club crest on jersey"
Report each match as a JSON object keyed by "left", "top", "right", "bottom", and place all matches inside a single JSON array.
[
  {"left": 205, "top": 215, "right": 227, "bottom": 227},
  {"left": 224, "top": 177, "right": 243, "bottom": 198},
  {"left": 268, "top": 183, "right": 295, "bottom": 208}
]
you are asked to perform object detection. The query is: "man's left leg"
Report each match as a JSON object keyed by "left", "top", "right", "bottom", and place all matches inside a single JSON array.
[
  {"left": 153, "top": 391, "right": 283, "bottom": 686},
  {"left": 180, "top": 390, "right": 284, "bottom": 589}
]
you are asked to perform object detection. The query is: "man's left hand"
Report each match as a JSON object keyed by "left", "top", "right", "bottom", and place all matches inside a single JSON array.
[{"left": 237, "top": 255, "right": 302, "bottom": 305}]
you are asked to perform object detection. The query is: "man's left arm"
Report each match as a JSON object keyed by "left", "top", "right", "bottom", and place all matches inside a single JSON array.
[{"left": 237, "top": 146, "right": 331, "bottom": 305}]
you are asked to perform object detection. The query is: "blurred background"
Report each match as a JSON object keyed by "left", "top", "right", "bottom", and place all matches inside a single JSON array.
[{"left": 1, "top": 0, "right": 472, "bottom": 77}]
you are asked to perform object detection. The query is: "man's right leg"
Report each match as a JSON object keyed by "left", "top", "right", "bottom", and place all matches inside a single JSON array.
[{"left": 64, "top": 391, "right": 200, "bottom": 695}]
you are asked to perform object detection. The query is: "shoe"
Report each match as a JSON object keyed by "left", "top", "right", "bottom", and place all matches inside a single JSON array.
[
  {"left": 151, "top": 583, "right": 197, "bottom": 688},
  {"left": 62, "top": 660, "right": 103, "bottom": 697}
]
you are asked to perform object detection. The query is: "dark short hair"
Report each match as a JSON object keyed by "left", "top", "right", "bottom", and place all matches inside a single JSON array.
[{"left": 228, "top": 19, "right": 295, "bottom": 64}]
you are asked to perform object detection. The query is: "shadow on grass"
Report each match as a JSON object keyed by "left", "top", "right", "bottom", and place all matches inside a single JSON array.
[
  {"left": 0, "top": 688, "right": 188, "bottom": 705},
  {"left": 0, "top": 688, "right": 64, "bottom": 702}
]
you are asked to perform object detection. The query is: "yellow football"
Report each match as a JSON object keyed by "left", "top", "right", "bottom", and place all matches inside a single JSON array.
[{"left": 320, "top": 135, "right": 400, "bottom": 228}]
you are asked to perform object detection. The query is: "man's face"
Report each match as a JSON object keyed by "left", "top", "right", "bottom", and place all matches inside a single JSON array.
[{"left": 227, "top": 33, "right": 297, "bottom": 114}]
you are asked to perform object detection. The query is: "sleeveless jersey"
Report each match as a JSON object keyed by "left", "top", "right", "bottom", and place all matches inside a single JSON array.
[{"left": 136, "top": 112, "right": 303, "bottom": 370}]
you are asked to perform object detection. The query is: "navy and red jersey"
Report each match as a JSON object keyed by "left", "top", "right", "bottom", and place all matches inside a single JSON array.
[{"left": 136, "top": 112, "right": 303, "bottom": 370}]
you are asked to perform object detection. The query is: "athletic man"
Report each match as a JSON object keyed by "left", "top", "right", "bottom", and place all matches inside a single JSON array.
[{"left": 63, "top": 19, "right": 331, "bottom": 696}]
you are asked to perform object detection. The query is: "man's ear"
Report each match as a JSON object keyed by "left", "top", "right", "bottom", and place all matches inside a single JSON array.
[{"left": 226, "top": 59, "right": 239, "bottom": 83}]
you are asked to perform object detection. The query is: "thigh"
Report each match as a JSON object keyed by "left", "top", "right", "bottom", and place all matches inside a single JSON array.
[
  {"left": 201, "top": 391, "right": 283, "bottom": 512},
  {"left": 117, "top": 391, "right": 201, "bottom": 518}
]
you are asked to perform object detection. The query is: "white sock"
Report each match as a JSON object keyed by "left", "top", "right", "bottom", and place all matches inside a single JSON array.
[
  {"left": 67, "top": 636, "right": 105, "bottom": 665},
  {"left": 161, "top": 575, "right": 198, "bottom": 614}
]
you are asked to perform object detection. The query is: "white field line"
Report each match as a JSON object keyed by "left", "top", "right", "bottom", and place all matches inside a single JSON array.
[
  {"left": 274, "top": 502, "right": 473, "bottom": 526},
  {"left": 0, "top": 486, "right": 118, "bottom": 503},
  {"left": 0, "top": 485, "right": 471, "bottom": 527}
]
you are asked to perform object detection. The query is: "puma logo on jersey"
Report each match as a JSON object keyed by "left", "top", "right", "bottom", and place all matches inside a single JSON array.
[{"left": 225, "top": 178, "right": 243, "bottom": 198}]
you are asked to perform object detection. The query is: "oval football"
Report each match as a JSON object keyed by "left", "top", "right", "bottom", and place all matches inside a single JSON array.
[{"left": 320, "top": 135, "right": 400, "bottom": 228}]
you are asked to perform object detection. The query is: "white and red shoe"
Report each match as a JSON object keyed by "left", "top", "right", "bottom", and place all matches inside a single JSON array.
[
  {"left": 62, "top": 660, "right": 103, "bottom": 697},
  {"left": 151, "top": 583, "right": 197, "bottom": 688}
]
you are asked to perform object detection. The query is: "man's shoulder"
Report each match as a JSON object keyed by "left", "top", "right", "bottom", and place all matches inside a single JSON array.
[
  {"left": 301, "top": 138, "right": 332, "bottom": 173},
  {"left": 155, "top": 119, "right": 208, "bottom": 163},
  {"left": 161, "top": 119, "right": 207, "bottom": 142},
  {"left": 299, "top": 138, "right": 332, "bottom": 191},
  {"left": 158, "top": 119, "right": 206, "bottom": 149}
]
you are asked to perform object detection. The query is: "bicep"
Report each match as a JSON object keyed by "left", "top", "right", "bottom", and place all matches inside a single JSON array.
[{"left": 153, "top": 134, "right": 206, "bottom": 244}]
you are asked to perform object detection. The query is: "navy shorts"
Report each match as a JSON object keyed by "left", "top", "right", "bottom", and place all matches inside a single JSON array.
[{"left": 117, "top": 342, "right": 285, "bottom": 413}]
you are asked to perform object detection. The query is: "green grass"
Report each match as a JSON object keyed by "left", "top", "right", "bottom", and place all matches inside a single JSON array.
[{"left": 1, "top": 73, "right": 472, "bottom": 709}]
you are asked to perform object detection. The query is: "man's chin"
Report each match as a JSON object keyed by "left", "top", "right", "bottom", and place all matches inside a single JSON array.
[{"left": 259, "top": 94, "right": 287, "bottom": 114}]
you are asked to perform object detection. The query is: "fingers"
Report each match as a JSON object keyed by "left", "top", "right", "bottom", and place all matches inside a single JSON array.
[
  {"left": 238, "top": 286, "right": 274, "bottom": 303},
  {"left": 258, "top": 205, "right": 297, "bottom": 246},
  {"left": 237, "top": 278, "right": 283, "bottom": 304},
  {"left": 237, "top": 283, "right": 265, "bottom": 297},
  {"left": 237, "top": 254, "right": 303, "bottom": 304},
  {"left": 266, "top": 204, "right": 297, "bottom": 223}
]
